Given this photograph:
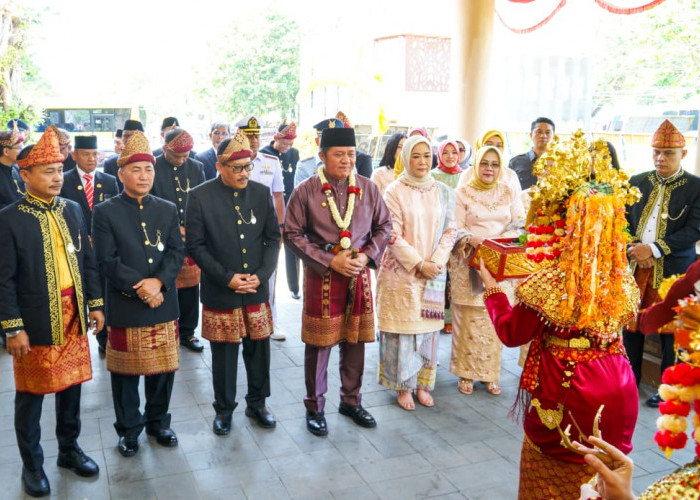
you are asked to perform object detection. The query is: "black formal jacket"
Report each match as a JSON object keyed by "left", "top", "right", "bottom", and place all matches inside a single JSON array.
[
  {"left": 151, "top": 155, "right": 206, "bottom": 227},
  {"left": 92, "top": 193, "right": 185, "bottom": 328},
  {"left": 508, "top": 149, "right": 538, "bottom": 190},
  {"left": 0, "top": 163, "right": 23, "bottom": 209},
  {"left": 0, "top": 195, "right": 104, "bottom": 345},
  {"left": 60, "top": 168, "right": 119, "bottom": 235},
  {"left": 186, "top": 178, "right": 280, "bottom": 309},
  {"left": 627, "top": 169, "right": 700, "bottom": 287},
  {"left": 195, "top": 147, "right": 218, "bottom": 181},
  {"left": 261, "top": 143, "right": 300, "bottom": 204},
  {"left": 102, "top": 154, "right": 123, "bottom": 191},
  {"left": 62, "top": 154, "right": 76, "bottom": 172}
]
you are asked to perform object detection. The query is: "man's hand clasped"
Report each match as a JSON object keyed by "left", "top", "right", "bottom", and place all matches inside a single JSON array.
[
  {"left": 330, "top": 250, "right": 369, "bottom": 277},
  {"left": 228, "top": 273, "right": 261, "bottom": 294}
]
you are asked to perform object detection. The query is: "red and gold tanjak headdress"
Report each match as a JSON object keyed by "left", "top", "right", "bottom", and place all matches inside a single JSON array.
[
  {"left": 651, "top": 119, "right": 686, "bottom": 148},
  {"left": 117, "top": 130, "right": 155, "bottom": 167},
  {"left": 166, "top": 129, "right": 194, "bottom": 152},
  {"left": 217, "top": 129, "right": 252, "bottom": 163},
  {"left": 16, "top": 125, "right": 64, "bottom": 168},
  {"left": 274, "top": 122, "right": 297, "bottom": 140},
  {"left": 0, "top": 121, "right": 25, "bottom": 148},
  {"left": 335, "top": 111, "right": 352, "bottom": 128}
]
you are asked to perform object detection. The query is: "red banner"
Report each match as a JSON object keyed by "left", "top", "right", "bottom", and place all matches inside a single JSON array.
[
  {"left": 593, "top": 0, "right": 668, "bottom": 14},
  {"left": 496, "top": 0, "right": 567, "bottom": 34}
]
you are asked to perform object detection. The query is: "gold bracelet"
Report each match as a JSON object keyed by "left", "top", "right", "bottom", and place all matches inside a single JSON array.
[{"left": 483, "top": 286, "right": 504, "bottom": 302}]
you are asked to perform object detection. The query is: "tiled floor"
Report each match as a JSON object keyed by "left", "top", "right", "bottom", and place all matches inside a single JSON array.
[{"left": 0, "top": 273, "right": 687, "bottom": 498}]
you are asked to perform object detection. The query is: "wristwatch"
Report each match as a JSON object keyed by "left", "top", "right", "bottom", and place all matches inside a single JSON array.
[{"left": 5, "top": 330, "right": 22, "bottom": 339}]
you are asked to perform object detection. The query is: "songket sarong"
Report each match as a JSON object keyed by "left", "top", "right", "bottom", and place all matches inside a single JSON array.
[
  {"left": 106, "top": 320, "right": 179, "bottom": 375},
  {"left": 450, "top": 304, "right": 503, "bottom": 382},
  {"left": 626, "top": 266, "right": 660, "bottom": 331},
  {"left": 201, "top": 302, "right": 273, "bottom": 343},
  {"left": 518, "top": 436, "right": 594, "bottom": 500},
  {"left": 176, "top": 256, "right": 201, "bottom": 289},
  {"left": 302, "top": 266, "right": 375, "bottom": 347},
  {"left": 378, "top": 331, "right": 439, "bottom": 391},
  {"left": 14, "top": 288, "right": 92, "bottom": 394}
]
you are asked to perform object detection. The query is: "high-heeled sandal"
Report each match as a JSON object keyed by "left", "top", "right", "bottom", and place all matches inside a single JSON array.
[
  {"left": 458, "top": 378, "right": 473, "bottom": 395},
  {"left": 486, "top": 382, "right": 501, "bottom": 395}
]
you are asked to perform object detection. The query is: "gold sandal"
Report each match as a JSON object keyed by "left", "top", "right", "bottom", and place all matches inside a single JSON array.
[
  {"left": 458, "top": 378, "right": 473, "bottom": 395},
  {"left": 486, "top": 382, "right": 501, "bottom": 395}
]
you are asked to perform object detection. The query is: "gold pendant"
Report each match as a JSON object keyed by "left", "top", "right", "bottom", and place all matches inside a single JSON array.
[
  {"left": 67, "top": 243, "right": 75, "bottom": 253},
  {"left": 251, "top": 216, "right": 257, "bottom": 224},
  {"left": 340, "top": 236, "right": 351, "bottom": 249},
  {"left": 157, "top": 242, "right": 164, "bottom": 252}
]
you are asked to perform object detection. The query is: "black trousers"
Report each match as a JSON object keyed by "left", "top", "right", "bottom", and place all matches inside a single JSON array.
[
  {"left": 110, "top": 371, "right": 174, "bottom": 439},
  {"left": 210, "top": 337, "right": 270, "bottom": 415},
  {"left": 623, "top": 329, "right": 675, "bottom": 386},
  {"left": 178, "top": 285, "right": 200, "bottom": 340},
  {"left": 15, "top": 384, "right": 82, "bottom": 472},
  {"left": 284, "top": 246, "right": 300, "bottom": 294}
]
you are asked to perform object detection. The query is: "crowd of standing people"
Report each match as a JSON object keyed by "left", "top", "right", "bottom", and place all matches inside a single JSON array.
[{"left": 0, "top": 111, "right": 699, "bottom": 499}]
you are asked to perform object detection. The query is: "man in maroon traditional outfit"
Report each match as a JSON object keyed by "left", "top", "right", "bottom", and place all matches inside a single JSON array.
[{"left": 284, "top": 127, "right": 391, "bottom": 436}]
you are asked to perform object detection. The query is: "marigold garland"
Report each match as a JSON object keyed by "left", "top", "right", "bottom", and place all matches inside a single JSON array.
[{"left": 317, "top": 166, "right": 357, "bottom": 249}]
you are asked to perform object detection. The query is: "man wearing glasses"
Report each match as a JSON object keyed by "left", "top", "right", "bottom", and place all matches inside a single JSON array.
[
  {"left": 196, "top": 122, "right": 230, "bottom": 180},
  {"left": 151, "top": 128, "right": 206, "bottom": 353},
  {"left": 0, "top": 124, "right": 26, "bottom": 209},
  {"left": 186, "top": 129, "right": 281, "bottom": 434}
]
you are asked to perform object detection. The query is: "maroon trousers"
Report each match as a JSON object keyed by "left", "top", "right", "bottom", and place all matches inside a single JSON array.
[{"left": 304, "top": 342, "right": 365, "bottom": 413}]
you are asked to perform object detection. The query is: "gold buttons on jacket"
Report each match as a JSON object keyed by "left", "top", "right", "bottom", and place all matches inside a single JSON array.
[
  {"left": 148, "top": 258, "right": 153, "bottom": 263},
  {"left": 242, "top": 249, "right": 246, "bottom": 254},
  {"left": 243, "top": 263, "right": 248, "bottom": 269},
  {"left": 240, "top": 234, "right": 245, "bottom": 239},
  {"left": 234, "top": 192, "right": 238, "bottom": 197}
]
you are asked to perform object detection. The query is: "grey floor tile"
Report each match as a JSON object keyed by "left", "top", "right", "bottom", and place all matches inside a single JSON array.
[{"left": 371, "top": 471, "right": 458, "bottom": 500}]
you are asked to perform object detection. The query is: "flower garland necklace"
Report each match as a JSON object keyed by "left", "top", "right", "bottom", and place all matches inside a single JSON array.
[{"left": 317, "top": 166, "right": 361, "bottom": 249}]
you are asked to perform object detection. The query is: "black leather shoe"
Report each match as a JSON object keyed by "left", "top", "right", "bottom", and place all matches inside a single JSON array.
[
  {"left": 338, "top": 403, "right": 377, "bottom": 428},
  {"left": 245, "top": 406, "right": 276, "bottom": 428},
  {"left": 146, "top": 427, "right": 178, "bottom": 447},
  {"left": 213, "top": 413, "right": 231, "bottom": 435},
  {"left": 118, "top": 436, "right": 139, "bottom": 457},
  {"left": 22, "top": 467, "right": 50, "bottom": 497},
  {"left": 57, "top": 447, "right": 99, "bottom": 477},
  {"left": 291, "top": 291, "right": 301, "bottom": 300},
  {"left": 646, "top": 393, "right": 662, "bottom": 408},
  {"left": 305, "top": 411, "right": 327, "bottom": 436},
  {"left": 181, "top": 337, "right": 204, "bottom": 352}
]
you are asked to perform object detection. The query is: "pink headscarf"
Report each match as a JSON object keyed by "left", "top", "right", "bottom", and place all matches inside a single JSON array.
[{"left": 437, "top": 140, "right": 462, "bottom": 175}]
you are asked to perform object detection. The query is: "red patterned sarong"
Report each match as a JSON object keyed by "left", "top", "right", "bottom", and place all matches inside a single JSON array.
[
  {"left": 301, "top": 266, "right": 375, "bottom": 347},
  {"left": 176, "top": 257, "right": 201, "bottom": 289},
  {"left": 518, "top": 436, "right": 594, "bottom": 500},
  {"left": 106, "top": 320, "right": 179, "bottom": 375},
  {"left": 627, "top": 267, "right": 660, "bottom": 331},
  {"left": 201, "top": 302, "right": 273, "bottom": 343},
  {"left": 14, "top": 288, "right": 92, "bottom": 395}
]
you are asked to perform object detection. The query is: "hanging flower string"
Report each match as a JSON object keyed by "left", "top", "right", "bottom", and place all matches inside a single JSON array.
[{"left": 317, "top": 166, "right": 358, "bottom": 250}]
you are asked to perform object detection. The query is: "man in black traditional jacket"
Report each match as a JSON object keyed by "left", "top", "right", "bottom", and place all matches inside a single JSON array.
[
  {"left": 186, "top": 129, "right": 280, "bottom": 434},
  {"left": 151, "top": 128, "right": 206, "bottom": 352},
  {"left": 92, "top": 130, "right": 185, "bottom": 457},
  {"left": 624, "top": 119, "right": 700, "bottom": 407},
  {"left": 0, "top": 126, "right": 104, "bottom": 497}
]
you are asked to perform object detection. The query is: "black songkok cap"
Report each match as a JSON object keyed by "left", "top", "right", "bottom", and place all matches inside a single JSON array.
[
  {"left": 124, "top": 120, "right": 144, "bottom": 132},
  {"left": 161, "top": 116, "right": 179, "bottom": 130},
  {"left": 115, "top": 128, "right": 123, "bottom": 138},
  {"left": 320, "top": 128, "right": 356, "bottom": 148},
  {"left": 74, "top": 135, "right": 98, "bottom": 149}
]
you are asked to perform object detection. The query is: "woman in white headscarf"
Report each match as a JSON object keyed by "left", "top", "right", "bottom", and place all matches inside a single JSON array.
[{"left": 375, "top": 136, "right": 460, "bottom": 410}]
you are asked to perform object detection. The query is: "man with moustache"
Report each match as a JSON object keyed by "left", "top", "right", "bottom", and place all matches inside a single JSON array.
[
  {"left": 186, "top": 129, "right": 281, "bottom": 433},
  {"left": 92, "top": 130, "right": 184, "bottom": 457},
  {"left": 196, "top": 122, "right": 230, "bottom": 180},
  {"left": 0, "top": 126, "right": 104, "bottom": 496},
  {"left": 236, "top": 115, "right": 286, "bottom": 341},
  {"left": 623, "top": 119, "right": 700, "bottom": 407},
  {"left": 151, "top": 128, "right": 206, "bottom": 353},
  {"left": 284, "top": 127, "right": 391, "bottom": 436},
  {"left": 60, "top": 135, "right": 118, "bottom": 353}
]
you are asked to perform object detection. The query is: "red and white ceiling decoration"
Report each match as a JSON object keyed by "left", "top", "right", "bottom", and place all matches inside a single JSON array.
[{"left": 496, "top": 0, "right": 669, "bottom": 33}]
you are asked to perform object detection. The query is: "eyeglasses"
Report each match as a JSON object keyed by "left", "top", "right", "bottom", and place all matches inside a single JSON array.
[
  {"left": 221, "top": 162, "right": 254, "bottom": 173},
  {"left": 479, "top": 161, "right": 500, "bottom": 169},
  {"left": 212, "top": 131, "right": 230, "bottom": 137}
]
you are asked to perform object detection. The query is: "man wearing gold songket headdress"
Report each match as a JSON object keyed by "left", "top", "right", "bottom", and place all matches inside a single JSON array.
[
  {"left": 623, "top": 119, "right": 700, "bottom": 408},
  {"left": 477, "top": 131, "right": 642, "bottom": 499}
]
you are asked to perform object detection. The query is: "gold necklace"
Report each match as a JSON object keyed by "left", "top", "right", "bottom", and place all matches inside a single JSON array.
[
  {"left": 141, "top": 222, "right": 164, "bottom": 251},
  {"left": 174, "top": 178, "right": 191, "bottom": 193},
  {"left": 66, "top": 232, "right": 82, "bottom": 253},
  {"left": 317, "top": 166, "right": 356, "bottom": 249}
]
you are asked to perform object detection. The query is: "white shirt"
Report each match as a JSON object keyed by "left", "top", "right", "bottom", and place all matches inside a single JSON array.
[
  {"left": 249, "top": 152, "right": 284, "bottom": 196},
  {"left": 640, "top": 169, "right": 683, "bottom": 259},
  {"left": 76, "top": 166, "right": 94, "bottom": 189}
]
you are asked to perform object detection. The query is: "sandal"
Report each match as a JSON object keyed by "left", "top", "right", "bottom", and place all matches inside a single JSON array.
[
  {"left": 397, "top": 391, "right": 415, "bottom": 411},
  {"left": 458, "top": 378, "right": 473, "bottom": 395},
  {"left": 486, "top": 382, "right": 501, "bottom": 395},
  {"left": 442, "top": 324, "right": 453, "bottom": 334},
  {"left": 416, "top": 389, "right": 434, "bottom": 407}
]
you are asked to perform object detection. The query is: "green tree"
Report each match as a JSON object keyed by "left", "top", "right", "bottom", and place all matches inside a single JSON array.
[
  {"left": 0, "top": 0, "right": 43, "bottom": 128},
  {"left": 196, "top": 12, "right": 300, "bottom": 121},
  {"left": 593, "top": 0, "right": 700, "bottom": 112}
]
